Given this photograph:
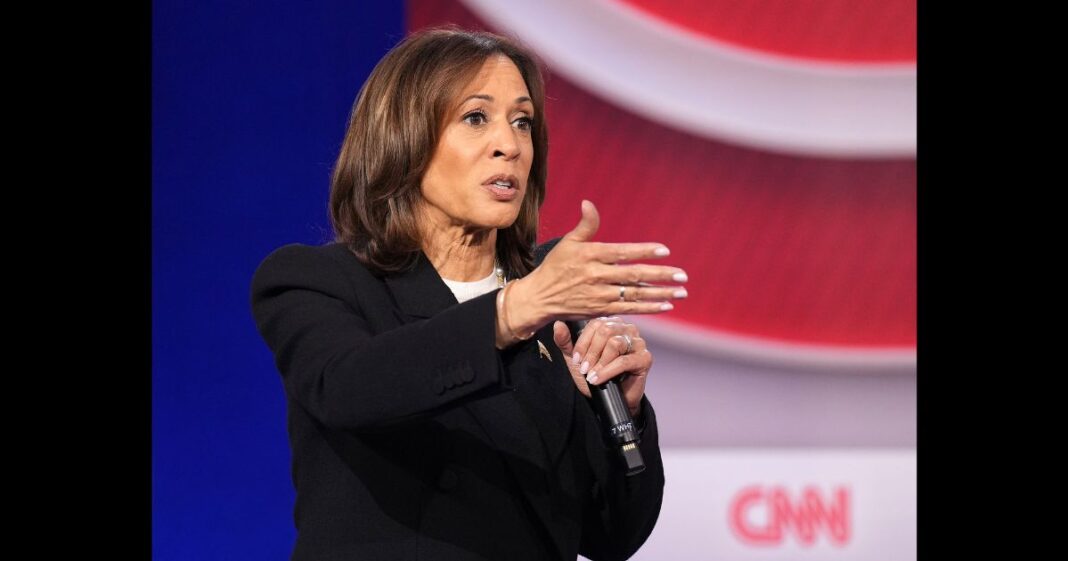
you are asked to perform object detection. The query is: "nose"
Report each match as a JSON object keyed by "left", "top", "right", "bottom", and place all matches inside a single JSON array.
[{"left": 491, "top": 120, "right": 521, "bottom": 161}]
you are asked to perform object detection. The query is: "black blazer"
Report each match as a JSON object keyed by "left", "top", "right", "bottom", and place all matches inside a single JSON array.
[{"left": 250, "top": 241, "right": 664, "bottom": 561}]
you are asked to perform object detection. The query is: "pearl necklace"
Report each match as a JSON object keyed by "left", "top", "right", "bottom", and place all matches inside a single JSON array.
[{"left": 494, "top": 261, "right": 506, "bottom": 288}]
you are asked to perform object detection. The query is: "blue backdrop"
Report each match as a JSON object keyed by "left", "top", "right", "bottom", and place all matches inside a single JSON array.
[{"left": 152, "top": 2, "right": 405, "bottom": 558}]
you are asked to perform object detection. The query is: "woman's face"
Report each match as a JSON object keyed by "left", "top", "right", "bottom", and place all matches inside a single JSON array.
[{"left": 420, "top": 55, "right": 535, "bottom": 233}]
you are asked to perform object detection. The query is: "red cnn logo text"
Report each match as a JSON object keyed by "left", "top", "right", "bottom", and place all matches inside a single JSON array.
[{"left": 729, "top": 485, "right": 851, "bottom": 547}]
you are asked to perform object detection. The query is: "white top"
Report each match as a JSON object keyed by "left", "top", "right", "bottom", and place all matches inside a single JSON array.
[{"left": 441, "top": 270, "right": 501, "bottom": 304}]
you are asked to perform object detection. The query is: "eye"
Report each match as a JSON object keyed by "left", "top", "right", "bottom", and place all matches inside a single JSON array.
[
  {"left": 513, "top": 116, "right": 534, "bottom": 132},
  {"left": 462, "top": 109, "right": 487, "bottom": 126}
]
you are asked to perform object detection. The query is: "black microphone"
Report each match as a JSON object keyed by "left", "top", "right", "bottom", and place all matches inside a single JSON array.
[{"left": 568, "top": 319, "right": 645, "bottom": 476}]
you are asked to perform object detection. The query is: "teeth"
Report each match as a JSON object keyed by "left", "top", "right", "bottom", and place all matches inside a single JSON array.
[{"left": 492, "top": 180, "right": 512, "bottom": 187}]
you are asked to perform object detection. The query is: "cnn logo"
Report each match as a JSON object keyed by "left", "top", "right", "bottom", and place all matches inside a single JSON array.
[{"left": 728, "top": 485, "right": 851, "bottom": 547}]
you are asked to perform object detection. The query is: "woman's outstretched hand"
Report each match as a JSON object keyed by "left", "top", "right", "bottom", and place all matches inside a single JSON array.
[{"left": 503, "top": 200, "right": 688, "bottom": 337}]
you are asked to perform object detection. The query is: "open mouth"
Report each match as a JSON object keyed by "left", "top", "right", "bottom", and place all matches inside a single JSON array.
[
  {"left": 483, "top": 174, "right": 520, "bottom": 200},
  {"left": 485, "top": 183, "right": 518, "bottom": 199}
]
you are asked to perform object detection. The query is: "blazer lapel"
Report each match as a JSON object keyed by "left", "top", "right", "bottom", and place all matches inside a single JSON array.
[
  {"left": 383, "top": 252, "right": 575, "bottom": 560},
  {"left": 506, "top": 330, "right": 576, "bottom": 468}
]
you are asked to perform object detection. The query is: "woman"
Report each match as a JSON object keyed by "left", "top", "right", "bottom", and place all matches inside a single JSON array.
[{"left": 250, "top": 26, "right": 688, "bottom": 561}]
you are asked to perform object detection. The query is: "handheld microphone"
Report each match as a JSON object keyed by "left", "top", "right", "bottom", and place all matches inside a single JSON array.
[{"left": 568, "top": 319, "right": 645, "bottom": 476}]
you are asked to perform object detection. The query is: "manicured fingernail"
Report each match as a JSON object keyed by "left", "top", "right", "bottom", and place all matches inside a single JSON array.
[
  {"left": 674, "top": 288, "right": 688, "bottom": 298},
  {"left": 673, "top": 272, "right": 688, "bottom": 282},
  {"left": 586, "top": 373, "right": 599, "bottom": 384},
  {"left": 654, "top": 246, "right": 670, "bottom": 256},
  {"left": 580, "top": 361, "right": 589, "bottom": 374},
  {"left": 572, "top": 351, "right": 581, "bottom": 365},
  {"left": 660, "top": 302, "right": 674, "bottom": 311}
]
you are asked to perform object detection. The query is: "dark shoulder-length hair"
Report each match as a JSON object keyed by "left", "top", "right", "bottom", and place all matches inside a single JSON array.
[{"left": 329, "top": 25, "right": 549, "bottom": 278}]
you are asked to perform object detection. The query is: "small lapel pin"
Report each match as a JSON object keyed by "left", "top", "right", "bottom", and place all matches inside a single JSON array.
[{"left": 537, "top": 340, "right": 553, "bottom": 362}]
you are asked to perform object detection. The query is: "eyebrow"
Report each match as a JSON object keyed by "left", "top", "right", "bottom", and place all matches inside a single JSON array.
[{"left": 460, "top": 94, "right": 533, "bottom": 106}]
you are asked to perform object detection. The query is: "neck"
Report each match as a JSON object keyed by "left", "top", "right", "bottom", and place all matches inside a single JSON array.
[{"left": 418, "top": 209, "right": 497, "bottom": 282}]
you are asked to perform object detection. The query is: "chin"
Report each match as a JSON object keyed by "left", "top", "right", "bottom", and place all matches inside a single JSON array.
[{"left": 479, "top": 206, "right": 521, "bottom": 230}]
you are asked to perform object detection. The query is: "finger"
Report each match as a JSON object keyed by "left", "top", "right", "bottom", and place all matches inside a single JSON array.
[
  {"left": 571, "top": 316, "right": 616, "bottom": 361},
  {"left": 600, "top": 359, "right": 651, "bottom": 417},
  {"left": 586, "top": 350, "right": 651, "bottom": 385},
  {"left": 589, "top": 333, "right": 650, "bottom": 416},
  {"left": 552, "top": 321, "right": 574, "bottom": 358},
  {"left": 609, "top": 284, "right": 688, "bottom": 303},
  {"left": 622, "top": 378, "right": 647, "bottom": 417},
  {"left": 595, "top": 263, "right": 689, "bottom": 285},
  {"left": 605, "top": 300, "right": 678, "bottom": 315},
  {"left": 590, "top": 242, "right": 673, "bottom": 264},
  {"left": 579, "top": 322, "right": 628, "bottom": 377},
  {"left": 554, "top": 321, "right": 593, "bottom": 398},
  {"left": 586, "top": 334, "right": 631, "bottom": 382},
  {"left": 563, "top": 200, "right": 600, "bottom": 242},
  {"left": 588, "top": 333, "right": 646, "bottom": 381}
]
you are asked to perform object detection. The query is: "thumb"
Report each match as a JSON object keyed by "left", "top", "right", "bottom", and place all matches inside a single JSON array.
[
  {"left": 552, "top": 321, "right": 575, "bottom": 356},
  {"left": 563, "top": 200, "right": 599, "bottom": 242}
]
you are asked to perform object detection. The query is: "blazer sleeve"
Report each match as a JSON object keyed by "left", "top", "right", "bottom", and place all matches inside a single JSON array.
[
  {"left": 249, "top": 244, "right": 512, "bottom": 432},
  {"left": 579, "top": 394, "right": 666, "bottom": 561}
]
